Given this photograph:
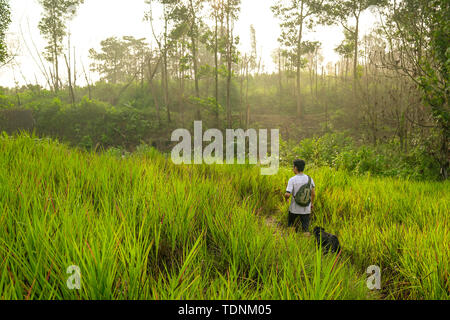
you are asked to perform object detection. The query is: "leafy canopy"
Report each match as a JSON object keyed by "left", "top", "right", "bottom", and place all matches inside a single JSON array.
[{"left": 0, "top": 0, "right": 11, "bottom": 64}]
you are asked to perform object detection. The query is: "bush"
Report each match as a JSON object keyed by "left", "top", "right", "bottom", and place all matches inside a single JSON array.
[
  {"left": 5, "top": 94, "right": 161, "bottom": 151},
  {"left": 0, "top": 108, "right": 35, "bottom": 134},
  {"left": 281, "top": 133, "right": 441, "bottom": 180}
]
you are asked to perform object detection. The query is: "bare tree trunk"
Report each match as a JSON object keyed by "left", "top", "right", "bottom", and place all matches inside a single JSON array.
[
  {"left": 163, "top": 54, "right": 170, "bottom": 123},
  {"left": 73, "top": 47, "right": 77, "bottom": 90},
  {"left": 214, "top": 13, "right": 219, "bottom": 127},
  {"left": 64, "top": 34, "right": 75, "bottom": 106},
  {"left": 239, "top": 57, "right": 244, "bottom": 127},
  {"left": 192, "top": 35, "right": 201, "bottom": 120},
  {"left": 53, "top": 37, "right": 59, "bottom": 93},
  {"left": 150, "top": 75, "right": 161, "bottom": 127},
  {"left": 334, "top": 63, "right": 337, "bottom": 91},
  {"left": 245, "top": 61, "right": 250, "bottom": 128},
  {"left": 345, "top": 58, "right": 349, "bottom": 81},
  {"left": 189, "top": 0, "right": 201, "bottom": 120},
  {"left": 163, "top": 16, "right": 171, "bottom": 123},
  {"left": 315, "top": 49, "right": 318, "bottom": 98},
  {"left": 64, "top": 54, "right": 75, "bottom": 106},
  {"left": 81, "top": 60, "right": 92, "bottom": 100},
  {"left": 278, "top": 49, "right": 282, "bottom": 112},
  {"left": 226, "top": 5, "right": 232, "bottom": 127},
  {"left": 353, "top": 13, "right": 360, "bottom": 83},
  {"left": 296, "top": 1, "right": 304, "bottom": 118}
]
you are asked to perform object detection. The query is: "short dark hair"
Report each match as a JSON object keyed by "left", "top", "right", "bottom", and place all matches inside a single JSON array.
[{"left": 293, "top": 159, "right": 305, "bottom": 172}]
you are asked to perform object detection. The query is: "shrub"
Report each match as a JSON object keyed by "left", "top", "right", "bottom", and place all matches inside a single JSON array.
[{"left": 281, "top": 133, "right": 441, "bottom": 180}]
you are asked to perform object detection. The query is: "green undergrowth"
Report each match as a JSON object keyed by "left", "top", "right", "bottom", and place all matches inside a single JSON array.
[{"left": 0, "top": 133, "right": 373, "bottom": 300}]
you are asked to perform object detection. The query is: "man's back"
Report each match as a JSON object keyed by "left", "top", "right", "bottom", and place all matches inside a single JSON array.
[{"left": 286, "top": 173, "right": 315, "bottom": 214}]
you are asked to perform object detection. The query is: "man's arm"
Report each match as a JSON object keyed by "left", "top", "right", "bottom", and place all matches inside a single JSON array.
[
  {"left": 284, "top": 191, "right": 291, "bottom": 201},
  {"left": 285, "top": 179, "right": 293, "bottom": 202},
  {"left": 311, "top": 187, "right": 316, "bottom": 210}
]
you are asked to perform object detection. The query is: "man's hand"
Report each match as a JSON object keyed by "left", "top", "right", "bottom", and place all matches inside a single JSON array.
[
  {"left": 284, "top": 192, "right": 291, "bottom": 202},
  {"left": 310, "top": 187, "right": 316, "bottom": 212}
]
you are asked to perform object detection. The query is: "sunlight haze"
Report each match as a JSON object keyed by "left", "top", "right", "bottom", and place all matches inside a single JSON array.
[{"left": 1, "top": 0, "right": 378, "bottom": 88}]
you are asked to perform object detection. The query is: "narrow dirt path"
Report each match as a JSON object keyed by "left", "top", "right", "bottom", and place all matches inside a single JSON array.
[{"left": 262, "top": 210, "right": 311, "bottom": 239}]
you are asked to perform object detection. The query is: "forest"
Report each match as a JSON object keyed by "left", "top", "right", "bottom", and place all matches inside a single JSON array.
[
  {"left": 0, "top": 0, "right": 447, "bottom": 180},
  {"left": 0, "top": 0, "right": 448, "bottom": 301}
]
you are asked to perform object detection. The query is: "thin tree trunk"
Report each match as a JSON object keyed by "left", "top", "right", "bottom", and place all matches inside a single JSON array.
[
  {"left": 315, "top": 50, "right": 318, "bottom": 98},
  {"left": 296, "top": 1, "right": 304, "bottom": 118},
  {"left": 64, "top": 54, "right": 75, "bottom": 106},
  {"left": 192, "top": 35, "right": 201, "bottom": 120},
  {"left": 163, "top": 53, "right": 170, "bottom": 123},
  {"left": 246, "top": 61, "right": 250, "bottom": 128},
  {"left": 163, "top": 13, "right": 171, "bottom": 123},
  {"left": 189, "top": 0, "right": 200, "bottom": 120},
  {"left": 226, "top": 4, "right": 232, "bottom": 127},
  {"left": 73, "top": 47, "right": 77, "bottom": 90},
  {"left": 81, "top": 61, "right": 91, "bottom": 100},
  {"left": 345, "top": 58, "right": 349, "bottom": 81},
  {"left": 278, "top": 49, "right": 282, "bottom": 112},
  {"left": 53, "top": 40, "right": 59, "bottom": 92},
  {"left": 240, "top": 57, "right": 244, "bottom": 126},
  {"left": 353, "top": 13, "right": 360, "bottom": 82},
  {"left": 214, "top": 13, "right": 219, "bottom": 127}
]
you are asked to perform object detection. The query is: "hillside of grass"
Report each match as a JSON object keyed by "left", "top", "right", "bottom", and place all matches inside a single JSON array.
[{"left": 0, "top": 133, "right": 448, "bottom": 299}]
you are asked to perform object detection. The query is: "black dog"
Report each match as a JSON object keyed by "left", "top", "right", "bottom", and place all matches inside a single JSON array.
[{"left": 313, "top": 227, "right": 341, "bottom": 254}]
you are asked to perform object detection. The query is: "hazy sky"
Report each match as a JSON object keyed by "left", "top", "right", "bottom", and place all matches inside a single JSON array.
[{"left": 0, "top": 0, "right": 378, "bottom": 88}]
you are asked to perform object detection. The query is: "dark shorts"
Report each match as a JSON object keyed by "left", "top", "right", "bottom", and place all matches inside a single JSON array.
[{"left": 288, "top": 212, "right": 311, "bottom": 232}]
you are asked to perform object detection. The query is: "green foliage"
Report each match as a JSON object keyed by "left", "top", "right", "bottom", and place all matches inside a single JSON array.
[
  {"left": 1, "top": 133, "right": 448, "bottom": 299},
  {"left": 271, "top": 0, "right": 324, "bottom": 63},
  {"left": 89, "top": 36, "right": 150, "bottom": 84},
  {"left": 0, "top": 133, "right": 374, "bottom": 300},
  {"left": 304, "top": 166, "right": 449, "bottom": 299},
  {"left": 0, "top": 0, "right": 11, "bottom": 64},
  {"left": 1, "top": 90, "right": 161, "bottom": 150},
  {"left": 189, "top": 96, "right": 223, "bottom": 115},
  {"left": 37, "top": 0, "right": 84, "bottom": 59},
  {"left": 334, "top": 27, "right": 355, "bottom": 59},
  {"left": 0, "top": 93, "right": 14, "bottom": 108},
  {"left": 37, "top": 0, "right": 84, "bottom": 92},
  {"left": 380, "top": 0, "right": 449, "bottom": 178},
  {"left": 280, "top": 133, "right": 441, "bottom": 180}
]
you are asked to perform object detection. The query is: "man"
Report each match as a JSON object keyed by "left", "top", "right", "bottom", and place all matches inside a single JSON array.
[{"left": 284, "top": 159, "right": 316, "bottom": 236}]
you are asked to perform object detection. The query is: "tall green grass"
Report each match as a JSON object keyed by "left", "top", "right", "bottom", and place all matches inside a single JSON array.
[
  {"left": 0, "top": 133, "right": 372, "bottom": 300},
  {"left": 199, "top": 163, "right": 449, "bottom": 299},
  {"left": 301, "top": 168, "right": 449, "bottom": 299}
]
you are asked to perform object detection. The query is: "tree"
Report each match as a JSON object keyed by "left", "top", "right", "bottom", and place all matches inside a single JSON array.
[
  {"left": 272, "top": 0, "right": 325, "bottom": 118},
  {"left": 224, "top": 0, "right": 241, "bottom": 127},
  {"left": 89, "top": 37, "right": 128, "bottom": 84},
  {"left": 123, "top": 36, "right": 151, "bottom": 87},
  {"left": 207, "top": 0, "right": 225, "bottom": 126},
  {"left": 304, "top": 40, "right": 321, "bottom": 97},
  {"left": 145, "top": 0, "right": 178, "bottom": 123},
  {"left": 0, "top": 0, "right": 11, "bottom": 65},
  {"left": 171, "top": 0, "right": 206, "bottom": 120},
  {"left": 272, "top": 47, "right": 285, "bottom": 111},
  {"left": 89, "top": 36, "right": 152, "bottom": 106},
  {"left": 245, "top": 24, "right": 258, "bottom": 127},
  {"left": 249, "top": 25, "right": 259, "bottom": 75},
  {"left": 89, "top": 36, "right": 150, "bottom": 84},
  {"left": 37, "top": 0, "right": 84, "bottom": 92},
  {"left": 334, "top": 28, "right": 355, "bottom": 80},
  {"left": 379, "top": 0, "right": 449, "bottom": 179},
  {"left": 322, "top": 0, "right": 385, "bottom": 82}
]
